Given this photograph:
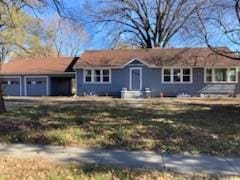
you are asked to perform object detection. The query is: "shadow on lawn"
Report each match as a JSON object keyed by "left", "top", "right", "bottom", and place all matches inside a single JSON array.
[{"left": 0, "top": 100, "right": 239, "bottom": 156}]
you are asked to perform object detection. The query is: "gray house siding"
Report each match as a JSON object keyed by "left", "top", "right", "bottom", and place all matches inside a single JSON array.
[
  {"left": 76, "top": 62, "right": 240, "bottom": 97},
  {"left": 77, "top": 68, "right": 129, "bottom": 96}
]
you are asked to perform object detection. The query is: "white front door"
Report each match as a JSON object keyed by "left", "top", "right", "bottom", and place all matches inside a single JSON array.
[{"left": 130, "top": 67, "right": 142, "bottom": 90}]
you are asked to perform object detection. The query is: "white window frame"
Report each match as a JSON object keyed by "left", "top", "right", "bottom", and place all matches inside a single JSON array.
[
  {"left": 204, "top": 67, "right": 238, "bottom": 83},
  {"left": 162, "top": 67, "right": 193, "bottom": 84},
  {"left": 129, "top": 67, "right": 142, "bottom": 91},
  {"left": 83, "top": 69, "right": 111, "bottom": 84},
  {"left": 24, "top": 76, "right": 49, "bottom": 96}
]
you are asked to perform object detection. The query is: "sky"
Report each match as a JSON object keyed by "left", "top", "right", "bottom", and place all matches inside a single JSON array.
[
  {"left": 27, "top": 0, "right": 239, "bottom": 56},
  {"left": 35, "top": 0, "right": 113, "bottom": 54}
]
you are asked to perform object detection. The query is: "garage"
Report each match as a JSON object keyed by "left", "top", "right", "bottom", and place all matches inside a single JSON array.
[
  {"left": 25, "top": 76, "right": 48, "bottom": 96},
  {"left": 50, "top": 77, "right": 73, "bottom": 96},
  {"left": 1, "top": 57, "right": 78, "bottom": 96},
  {"left": 1, "top": 77, "right": 21, "bottom": 96}
]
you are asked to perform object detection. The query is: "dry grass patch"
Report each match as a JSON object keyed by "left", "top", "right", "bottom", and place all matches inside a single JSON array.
[
  {"left": 0, "top": 98, "right": 240, "bottom": 156},
  {"left": 0, "top": 156, "right": 235, "bottom": 180}
]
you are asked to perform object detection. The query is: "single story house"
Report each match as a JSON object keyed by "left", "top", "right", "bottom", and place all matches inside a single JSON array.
[
  {"left": 74, "top": 48, "right": 240, "bottom": 97},
  {"left": 1, "top": 47, "right": 240, "bottom": 97},
  {"left": 0, "top": 57, "right": 78, "bottom": 96}
]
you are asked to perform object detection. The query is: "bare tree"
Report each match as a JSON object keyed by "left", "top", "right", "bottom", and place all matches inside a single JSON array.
[
  {"left": 193, "top": 0, "right": 240, "bottom": 59},
  {"left": 82, "top": 0, "right": 209, "bottom": 48},
  {"left": 48, "top": 15, "right": 88, "bottom": 57},
  {"left": 0, "top": 0, "right": 68, "bottom": 113}
]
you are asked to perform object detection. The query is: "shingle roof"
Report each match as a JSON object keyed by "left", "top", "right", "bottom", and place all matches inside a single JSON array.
[
  {"left": 74, "top": 47, "right": 240, "bottom": 68},
  {"left": 1, "top": 57, "right": 79, "bottom": 75}
]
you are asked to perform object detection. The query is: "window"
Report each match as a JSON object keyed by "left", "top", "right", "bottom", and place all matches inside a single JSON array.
[
  {"left": 93, "top": 70, "right": 101, "bottom": 82},
  {"left": 205, "top": 68, "right": 238, "bottom": 83},
  {"left": 163, "top": 68, "right": 192, "bottom": 83},
  {"left": 36, "top": 81, "right": 45, "bottom": 84},
  {"left": 84, "top": 69, "right": 111, "bottom": 83},
  {"left": 183, "top": 69, "right": 191, "bottom": 82},
  {"left": 173, "top": 69, "right": 181, "bottom": 82},
  {"left": 229, "top": 68, "right": 237, "bottom": 82},
  {"left": 215, "top": 69, "right": 227, "bottom": 82},
  {"left": 28, "top": 81, "right": 36, "bottom": 85},
  {"left": 103, "top": 70, "right": 110, "bottom": 82},
  {"left": 206, "top": 69, "right": 212, "bottom": 82},
  {"left": 1, "top": 81, "right": 8, "bottom": 85},
  {"left": 84, "top": 70, "right": 92, "bottom": 82},
  {"left": 11, "top": 81, "right": 19, "bottom": 85},
  {"left": 163, "top": 69, "right": 171, "bottom": 82},
  {"left": 1, "top": 81, "right": 19, "bottom": 85}
]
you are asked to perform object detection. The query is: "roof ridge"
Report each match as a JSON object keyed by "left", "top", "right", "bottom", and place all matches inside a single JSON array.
[
  {"left": 8, "top": 56, "right": 73, "bottom": 63},
  {"left": 84, "top": 47, "right": 229, "bottom": 53}
]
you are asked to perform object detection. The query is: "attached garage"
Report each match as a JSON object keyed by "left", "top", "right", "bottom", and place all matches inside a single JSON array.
[
  {"left": 25, "top": 76, "right": 48, "bottom": 96},
  {"left": 1, "top": 57, "right": 78, "bottom": 96},
  {"left": 50, "top": 77, "right": 72, "bottom": 96},
  {"left": 1, "top": 77, "right": 21, "bottom": 96}
]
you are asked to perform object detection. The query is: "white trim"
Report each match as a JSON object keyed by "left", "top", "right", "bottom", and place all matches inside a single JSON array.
[
  {"left": 121, "top": 58, "right": 155, "bottom": 68},
  {"left": 24, "top": 76, "right": 49, "bottom": 96},
  {"left": 74, "top": 65, "right": 240, "bottom": 70},
  {"left": 75, "top": 70, "right": 78, "bottom": 96},
  {"left": 204, "top": 67, "right": 239, "bottom": 84},
  {"left": 162, "top": 67, "right": 193, "bottom": 84},
  {"left": 1, "top": 76, "right": 22, "bottom": 96},
  {"left": 74, "top": 66, "right": 120, "bottom": 70},
  {"left": 83, "top": 69, "right": 112, "bottom": 84},
  {"left": 129, "top": 67, "right": 142, "bottom": 90}
]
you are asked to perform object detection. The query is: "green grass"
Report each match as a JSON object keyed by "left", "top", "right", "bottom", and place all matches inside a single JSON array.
[
  {"left": 1, "top": 99, "right": 240, "bottom": 156},
  {"left": 0, "top": 156, "right": 234, "bottom": 180}
]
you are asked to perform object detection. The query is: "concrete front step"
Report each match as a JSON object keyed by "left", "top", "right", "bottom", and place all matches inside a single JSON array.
[
  {"left": 121, "top": 88, "right": 151, "bottom": 99},
  {"left": 121, "top": 91, "right": 144, "bottom": 98}
]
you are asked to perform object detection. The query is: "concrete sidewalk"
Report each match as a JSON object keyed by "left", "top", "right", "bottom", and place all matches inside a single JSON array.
[{"left": 0, "top": 143, "right": 239, "bottom": 176}]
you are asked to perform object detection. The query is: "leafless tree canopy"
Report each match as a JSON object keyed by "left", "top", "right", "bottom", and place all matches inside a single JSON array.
[
  {"left": 82, "top": 0, "right": 208, "bottom": 48},
  {"left": 47, "top": 15, "right": 88, "bottom": 57},
  {"left": 194, "top": 0, "right": 240, "bottom": 60},
  {"left": 0, "top": 0, "right": 66, "bottom": 113}
]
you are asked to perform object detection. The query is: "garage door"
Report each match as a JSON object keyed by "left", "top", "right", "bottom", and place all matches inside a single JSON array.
[
  {"left": 1, "top": 77, "right": 21, "bottom": 96},
  {"left": 26, "top": 77, "right": 47, "bottom": 96}
]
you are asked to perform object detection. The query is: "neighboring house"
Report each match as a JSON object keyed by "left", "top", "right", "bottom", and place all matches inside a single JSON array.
[
  {"left": 74, "top": 48, "right": 240, "bottom": 97},
  {"left": 0, "top": 57, "right": 78, "bottom": 96}
]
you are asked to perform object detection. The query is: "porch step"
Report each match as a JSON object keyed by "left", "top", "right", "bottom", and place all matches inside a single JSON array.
[
  {"left": 121, "top": 88, "right": 151, "bottom": 99},
  {"left": 122, "top": 91, "right": 143, "bottom": 98}
]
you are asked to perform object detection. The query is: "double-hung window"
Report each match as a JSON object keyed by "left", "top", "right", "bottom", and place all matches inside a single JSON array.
[
  {"left": 229, "top": 68, "right": 237, "bottom": 82},
  {"left": 205, "top": 68, "right": 238, "bottom": 83},
  {"left": 206, "top": 69, "right": 213, "bottom": 82},
  {"left": 183, "top": 69, "right": 191, "bottom": 82},
  {"left": 163, "top": 68, "right": 192, "bottom": 83},
  {"left": 163, "top": 69, "right": 171, "bottom": 82},
  {"left": 93, "top": 70, "right": 101, "bottom": 82},
  {"left": 84, "top": 69, "right": 111, "bottom": 83},
  {"left": 173, "top": 69, "right": 181, "bottom": 82},
  {"left": 84, "top": 70, "right": 92, "bottom": 83},
  {"left": 102, "top": 70, "right": 110, "bottom": 82}
]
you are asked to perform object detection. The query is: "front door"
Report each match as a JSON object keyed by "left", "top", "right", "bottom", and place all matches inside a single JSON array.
[{"left": 130, "top": 67, "right": 142, "bottom": 90}]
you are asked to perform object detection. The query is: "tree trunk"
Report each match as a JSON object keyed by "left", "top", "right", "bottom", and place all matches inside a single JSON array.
[
  {"left": 0, "top": 61, "right": 6, "bottom": 114},
  {"left": 0, "top": 86, "right": 6, "bottom": 114}
]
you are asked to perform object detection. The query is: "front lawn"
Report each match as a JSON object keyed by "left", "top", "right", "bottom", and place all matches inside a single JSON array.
[
  {"left": 0, "top": 156, "right": 232, "bottom": 180},
  {"left": 1, "top": 98, "right": 240, "bottom": 156}
]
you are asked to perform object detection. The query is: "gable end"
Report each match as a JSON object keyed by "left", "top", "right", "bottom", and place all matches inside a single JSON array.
[{"left": 121, "top": 58, "right": 154, "bottom": 68}]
